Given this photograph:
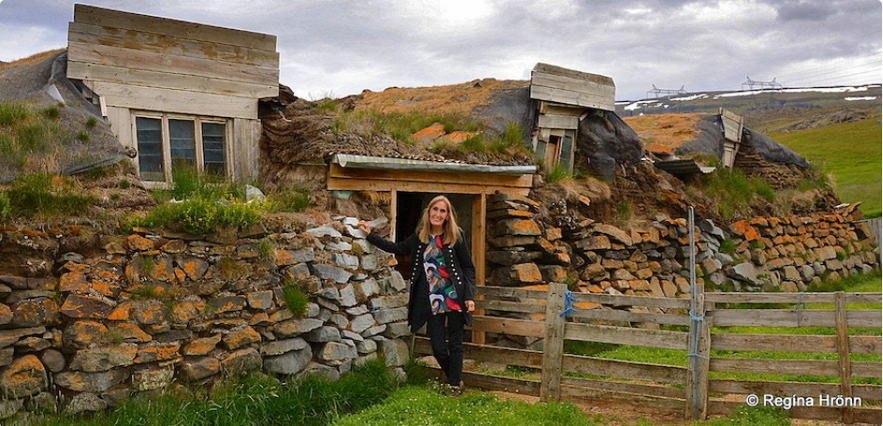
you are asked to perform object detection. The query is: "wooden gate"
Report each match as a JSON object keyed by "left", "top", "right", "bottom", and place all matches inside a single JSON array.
[{"left": 413, "top": 283, "right": 882, "bottom": 424}]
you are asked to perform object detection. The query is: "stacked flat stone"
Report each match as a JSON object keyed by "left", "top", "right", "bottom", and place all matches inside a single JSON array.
[{"left": 0, "top": 218, "right": 409, "bottom": 418}]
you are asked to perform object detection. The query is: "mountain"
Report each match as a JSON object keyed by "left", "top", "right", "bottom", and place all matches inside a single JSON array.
[{"left": 616, "top": 84, "right": 881, "bottom": 123}]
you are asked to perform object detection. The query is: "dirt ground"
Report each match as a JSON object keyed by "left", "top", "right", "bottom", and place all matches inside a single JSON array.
[{"left": 490, "top": 391, "right": 864, "bottom": 426}]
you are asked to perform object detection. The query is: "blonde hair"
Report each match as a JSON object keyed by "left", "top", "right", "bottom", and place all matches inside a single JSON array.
[{"left": 417, "top": 195, "right": 460, "bottom": 246}]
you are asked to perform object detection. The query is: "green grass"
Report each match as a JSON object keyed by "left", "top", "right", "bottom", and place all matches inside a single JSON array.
[
  {"left": 266, "top": 188, "right": 312, "bottom": 212},
  {"left": 770, "top": 117, "right": 882, "bottom": 218},
  {"left": 283, "top": 278, "right": 309, "bottom": 317},
  {"left": 698, "top": 168, "right": 777, "bottom": 221},
  {"left": 127, "top": 165, "right": 263, "bottom": 234},
  {"left": 29, "top": 359, "right": 400, "bottom": 426},
  {"left": 0, "top": 173, "right": 97, "bottom": 220},
  {"left": 0, "top": 100, "right": 73, "bottom": 170},
  {"left": 563, "top": 272, "right": 882, "bottom": 385},
  {"left": 333, "top": 385, "right": 604, "bottom": 426},
  {"left": 333, "top": 108, "right": 481, "bottom": 143}
]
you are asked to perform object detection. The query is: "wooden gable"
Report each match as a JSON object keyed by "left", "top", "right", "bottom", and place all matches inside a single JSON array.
[
  {"left": 66, "top": 4, "right": 279, "bottom": 120},
  {"left": 530, "top": 63, "right": 615, "bottom": 112}
]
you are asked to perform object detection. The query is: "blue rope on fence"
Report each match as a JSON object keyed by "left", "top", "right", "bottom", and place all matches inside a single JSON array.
[
  {"left": 559, "top": 290, "right": 577, "bottom": 318},
  {"left": 687, "top": 312, "right": 709, "bottom": 360},
  {"left": 796, "top": 292, "right": 806, "bottom": 327}
]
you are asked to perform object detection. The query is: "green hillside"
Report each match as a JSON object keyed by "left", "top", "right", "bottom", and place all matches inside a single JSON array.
[{"left": 769, "top": 115, "right": 882, "bottom": 218}]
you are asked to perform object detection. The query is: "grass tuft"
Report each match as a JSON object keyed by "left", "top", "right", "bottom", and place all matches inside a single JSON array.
[
  {"left": 283, "top": 278, "right": 309, "bottom": 317},
  {"left": 699, "top": 168, "right": 777, "bottom": 221}
]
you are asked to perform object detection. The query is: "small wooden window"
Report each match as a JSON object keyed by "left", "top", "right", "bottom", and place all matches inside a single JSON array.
[
  {"left": 202, "top": 122, "right": 227, "bottom": 175},
  {"left": 135, "top": 117, "right": 164, "bottom": 182}
]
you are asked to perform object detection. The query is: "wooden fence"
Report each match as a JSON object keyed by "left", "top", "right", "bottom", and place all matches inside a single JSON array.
[{"left": 413, "top": 284, "right": 882, "bottom": 424}]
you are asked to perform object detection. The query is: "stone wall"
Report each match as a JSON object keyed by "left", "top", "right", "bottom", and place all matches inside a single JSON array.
[
  {"left": 486, "top": 194, "right": 880, "bottom": 296},
  {"left": 0, "top": 218, "right": 408, "bottom": 418}
]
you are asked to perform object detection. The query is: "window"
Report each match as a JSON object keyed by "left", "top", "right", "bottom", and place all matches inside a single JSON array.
[{"left": 134, "top": 113, "right": 229, "bottom": 183}]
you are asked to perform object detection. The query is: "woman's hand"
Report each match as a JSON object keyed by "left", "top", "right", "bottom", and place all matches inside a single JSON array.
[
  {"left": 357, "top": 220, "right": 371, "bottom": 235},
  {"left": 465, "top": 300, "right": 475, "bottom": 312}
]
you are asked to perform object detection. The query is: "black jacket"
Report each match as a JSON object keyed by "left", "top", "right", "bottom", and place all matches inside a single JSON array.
[{"left": 366, "top": 231, "right": 476, "bottom": 331}]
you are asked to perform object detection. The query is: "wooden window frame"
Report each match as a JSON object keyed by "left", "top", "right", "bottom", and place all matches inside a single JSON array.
[{"left": 132, "top": 111, "right": 232, "bottom": 187}]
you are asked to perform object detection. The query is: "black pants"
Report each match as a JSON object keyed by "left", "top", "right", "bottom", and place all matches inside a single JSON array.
[{"left": 426, "top": 311, "right": 465, "bottom": 386}]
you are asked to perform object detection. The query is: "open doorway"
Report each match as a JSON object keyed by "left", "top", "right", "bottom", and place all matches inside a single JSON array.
[{"left": 394, "top": 192, "right": 473, "bottom": 280}]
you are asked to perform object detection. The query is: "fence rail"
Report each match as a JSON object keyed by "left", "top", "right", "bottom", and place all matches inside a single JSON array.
[{"left": 413, "top": 284, "right": 883, "bottom": 424}]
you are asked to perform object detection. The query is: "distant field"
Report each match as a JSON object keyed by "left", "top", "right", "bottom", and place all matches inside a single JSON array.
[{"left": 770, "top": 116, "right": 882, "bottom": 218}]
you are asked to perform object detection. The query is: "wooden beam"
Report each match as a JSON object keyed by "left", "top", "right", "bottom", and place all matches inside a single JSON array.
[
  {"left": 467, "top": 316, "right": 544, "bottom": 338},
  {"left": 712, "top": 333, "right": 838, "bottom": 352},
  {"left": 568, "top": 308, "right": 691, "bottom": 326},
  {"left": 67, "top": 61, "right": 278, "bottom": 98},
  {"left": 570, "top": 292, "right": 691, "bottom": 309},
  {"left": 74, "top": 4, "right": 277, "bottom": 51},
  {"left": 389, "top": 188, "right": 397, "bottom": 242},
  {"left": 530, "top": 84, "right": 615, "bottom": 112},
  {"left": 709, "top": 380, "right": 882, "bottom": 402},
  {"left": 477, "top": 286, "right": 547, "bottom": 299},
  {"left": 471, "top": 192, "right": 487, "bottom": 345},
  {"left": 564, "top": 322, "right": 689, "bottom": 350},
  {"left": 328, "top": 163, "right": 533, "bottom": 188},
  {"left": 562, "top": 353, "right": 688, "bottom": 384},
  {"left": 537, "top": 113, "right": 579, "bottom": 129},
  {"left": 326, "top": 177, "right": 530, "bottom": 196},
  {"left": 87, "top": 81, "right": 258, "bottom": 119},
  {"left": 710, "top": 358, "right": 840, "bottom": 376},
  {"left": 707, "top": 309, "right": 880, "bottom": 328},
  {"left": 704, "top": 292, "right": 882, "bottom": 304}
]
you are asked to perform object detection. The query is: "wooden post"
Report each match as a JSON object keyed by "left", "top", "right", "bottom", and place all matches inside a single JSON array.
[
  {"left": 471, "top": 192, "right": 487, "bottom": 344},
  {"left": 389, "top": 188, "right": 397, "bottom": 241},
  {"left": 686, "top": 292, "right": 710, "bottom": 420},
  {"left": 540, "top": 283, "right": 566, "bottom": 402},
  {"left": 686, "top": 206, "right": 709, "bottom": 421},
  {"left": 834, "top": 291, "right": 854, "bottom": 424}
]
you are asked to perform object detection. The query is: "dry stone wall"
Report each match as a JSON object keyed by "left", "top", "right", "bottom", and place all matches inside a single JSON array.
[
  {"left": 0, "top": 218, "right": 408, "bottom": 418},
  {"left": 486, "top": 194, "right": 880, "bottom": 296}
]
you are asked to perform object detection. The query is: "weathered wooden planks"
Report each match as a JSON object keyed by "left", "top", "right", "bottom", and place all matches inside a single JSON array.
[
  {"left": 568, "top": 308, "right": 692, "bottom": 326},
  {"left": 85, "top": 81, "right": 257, "bottom": 120},
  {"left": 710, "top": 379, "right": 882, "bottom": 402},
  {"left": 327, "top": 163, "right": 533, "bottom": 196},
  {"left": 564, "top": 322, "right": 689, "bottom": 349},
  {"left": 570, "top": 292, "right": 691, "bottom": 309},
  {"left": 67, "top": 61, "right": 277, "bottom": 99},
  {"left": 530, "top": 63, "right": 615, "bottom": 111},
  {"left": 707, "top": 309, "right": 880, "bottom": 328},
  {"left": 67, "top": 4, "right": 279, "bottom": 122},
  {"left": 67, "top": 42, "right": 278, "bottom": 89},
  {"left": 68, "top": 21, "right": 279, "bottom": 67},
  {"left": 563, "top": 353, "right": 688, "bottom": 384},
  {"left": 705, "top": 292, "right": 882, "bottom": 304},
  {"left": 73, "top": 4, "right": 276, "bottom": 51},
  {"left": 468, "top": 316, "right": 545, "bottom": 338}
]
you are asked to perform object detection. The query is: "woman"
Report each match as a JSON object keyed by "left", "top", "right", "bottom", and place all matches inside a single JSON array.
[{"left": 358, "top": 195, "right": 476, "bottom": 396}]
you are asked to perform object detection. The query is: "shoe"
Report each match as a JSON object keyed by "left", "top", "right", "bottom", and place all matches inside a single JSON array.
[{"left": 449, "top": 380, "right": 465, "bottom": 398}]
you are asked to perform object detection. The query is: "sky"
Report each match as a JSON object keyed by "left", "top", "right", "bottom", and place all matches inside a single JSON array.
[{"left": 0, "top": 0, "right": 880, "bottom": 101}]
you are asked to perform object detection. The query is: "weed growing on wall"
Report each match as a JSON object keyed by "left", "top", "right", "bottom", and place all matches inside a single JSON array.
[{"left": 283, "top": 278, "right": 309, "bottom": 317}]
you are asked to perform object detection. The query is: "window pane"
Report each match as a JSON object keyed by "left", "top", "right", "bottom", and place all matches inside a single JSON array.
[
  {"left": 135, "top": 117, "right": 164, "bottom": 182},
  {"left": 169, "top": 119, "right": 195, "bottom": 167},
  {"left": 202, "top": 122, "right": 226, "bottom": 175}
]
